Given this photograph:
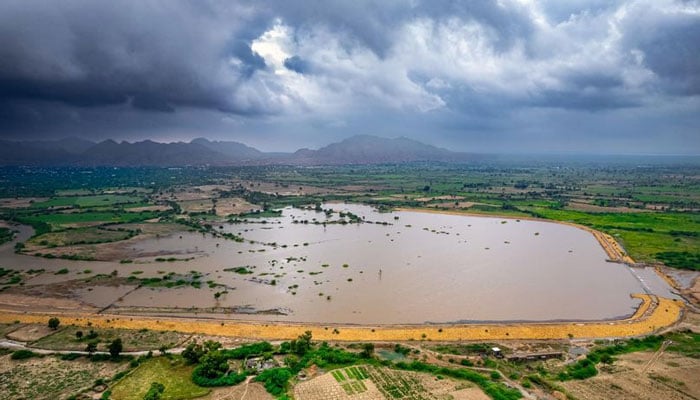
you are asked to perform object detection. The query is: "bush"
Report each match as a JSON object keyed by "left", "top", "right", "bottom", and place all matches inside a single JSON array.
[
  {"left": 143, "top": 382, "right": 165, "bottom": 400},
  {"left": 60, "top": 353, "right": 82, "bottom": 361},
  {"left": 191, "top": 366, "right": 247, "bottom": 387},
  {"left": 255, "top": 368, "right": 293, "bottom": 396},
  {"left": 108, "top": 338, "right": 123, "bottom": 358},
  {"left": 11, "top": 349, "right": 37, "bottom": 360},
  {"left": 48, "top": 317, "right": 60, "bottom": 330}
]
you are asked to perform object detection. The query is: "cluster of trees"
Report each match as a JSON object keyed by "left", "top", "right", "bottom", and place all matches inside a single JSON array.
[{"left": 181, "top": 331, "right": 374, "bottom": 397}]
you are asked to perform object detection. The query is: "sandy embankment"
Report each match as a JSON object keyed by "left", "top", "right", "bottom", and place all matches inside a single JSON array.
[{"left": 0, "top": 294, "right": 684, "bottom": 342}]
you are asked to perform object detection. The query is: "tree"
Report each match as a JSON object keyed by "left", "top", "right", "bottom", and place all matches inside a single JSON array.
[
  {"left": 198, "top": 350, "right": 229, "bottom": 379},
  {"left": 109, "top": 338, "right": 123, "bottom": 358},
  {"left": 143, "top": 382, "right": 165, "bottom": 400},
  {"left": 86, "top": 341, "right": 98, "bottom": 355},
  {"left": 360, "top": 343, "right": 375, "bottom": 358},
  {"left": 48, "top": 317, "right": 60, "bottom": 330},
  {"left": 291, "top": 331, "right": 313, "bottom": 356},
  {"left": 75, "top": 330, "right": 83, "bottom": 340},
  {"left": 182, "top": 341, "right": 205, "bottom": 364}
]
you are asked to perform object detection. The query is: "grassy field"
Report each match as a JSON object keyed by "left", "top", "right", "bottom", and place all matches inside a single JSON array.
[
  {"left": 31, "top": 325, "right": 187, "bottom": 352},
  {"left": 18, "top": 210, "right": 160, "bottom": 231},
  {"left": 27, "top": 226, "right": 137, "bottom": 247},
  {"left": 109, "top": 357, "right": 210, "bottom": 400},
  {"left": 0, "top": 354, "right": 127, "bottom": 400},
  {"left": 30, "top": 194, "right": 144, "bottom": 209}
]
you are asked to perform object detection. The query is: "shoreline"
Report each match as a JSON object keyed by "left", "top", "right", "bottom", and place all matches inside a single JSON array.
[{"left": 0, "top": 294, "right": 684, "bottom": 342}]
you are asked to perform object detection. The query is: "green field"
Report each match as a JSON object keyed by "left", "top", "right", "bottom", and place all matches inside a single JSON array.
[
  {"left": 31, "top": 326, "right": 186, "bottom": 352},
  {"left": 109, "top": 357, "right": 210, "bottom": 400},
  {"left": 30, "top": 194, "right": 144, "bottom": 209},
  {"left": 18, "top": 211, "right": 159, "bottom": 230}
]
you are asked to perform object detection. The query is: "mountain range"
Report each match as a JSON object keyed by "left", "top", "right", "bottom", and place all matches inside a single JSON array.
[{"left": 0, "top": 135, "right": 475, "bottom": 166}]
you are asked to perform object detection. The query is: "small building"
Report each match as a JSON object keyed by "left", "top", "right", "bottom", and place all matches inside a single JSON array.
[
  {"left": 245, "top": 357, "right": 277, "bottom": 372},
  {"left": 491, "top": 347, "right": 503, "bottom": 358}
]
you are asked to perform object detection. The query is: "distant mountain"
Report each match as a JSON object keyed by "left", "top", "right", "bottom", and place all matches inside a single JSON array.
[
  {"left": 24, "top": 137, "right": 97, "bottom": 154},
  {"left": 80, "top": 140, "right": 231, "bottom": 166},
  {"left": 190, "top": 138, "right": 264, "bottom": 161},
  {"left": 288, "top": 135, "right": 470, "bottom": 164},
  {"left": 0, "top": 135, "right": 473, "bottom": 166}
]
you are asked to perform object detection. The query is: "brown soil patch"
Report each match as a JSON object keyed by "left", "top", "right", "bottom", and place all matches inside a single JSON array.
[
  {"left": 561, "top": 351, "right": 700, "bottom": 400},
  {"left": 205, "top": 381, "right": 273, "bottom": 400},
  {"left": 0, "top": 293, "right": 95, "bottom": 314},
  {"left": 294, "top": 371, "right": 384, "bottom": 400},
  {"left": 0, "top": 354, "right": 126, "bottom": 400},
  {"left": 0, "top": 198, "right": 48, "bottom": 209},
  {"left": 214, "top": 197, "right": 261, "bottom": 217},
  {"left": 5, "top": 324, "right": 57, "bottom": 341}
]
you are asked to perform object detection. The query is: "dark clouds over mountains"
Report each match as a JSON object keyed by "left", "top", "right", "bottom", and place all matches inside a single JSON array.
[{"left": 0, "top": 0, "right": 698, "bottom": 154}]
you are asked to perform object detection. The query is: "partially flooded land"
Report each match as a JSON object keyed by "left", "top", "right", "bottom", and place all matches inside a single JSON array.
[
  {"left": 0, "top": 203, "right": 683, "bottom": 331},
  {"left": 0, "top": 164, "right": 698, "bottom": 400}
]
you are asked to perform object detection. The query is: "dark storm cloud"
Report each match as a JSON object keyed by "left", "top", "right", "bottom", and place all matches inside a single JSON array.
[
  {"left": 0, "top": 1, "right": 266, "bottom": 114},
  {"left": 0, "top": 0, "right": 697, "bottom": 154},
  {"left": 621, "top": 3, "right": 700, "bottom": 95}
]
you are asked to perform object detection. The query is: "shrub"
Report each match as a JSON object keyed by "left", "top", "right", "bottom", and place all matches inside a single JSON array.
[
  {"left": 255, "top": 368, "right": 292, "bottom": 396},
  {"left": 48, "top": 317, "right": 60, "bottom": 330},
  {"left": 60, "top": 353, "right": 82, "bottom": 361},
  {"left": 11, "top": 349, "right": 36, "bottom": 360},
  {"left": 143, "top": 382, "right": 165, "bottom": 400}
]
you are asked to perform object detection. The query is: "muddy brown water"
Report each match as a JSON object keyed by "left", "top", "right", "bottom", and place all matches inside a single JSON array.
[{"left": 0, "top": 204, "right": 679, "bottom": 324}]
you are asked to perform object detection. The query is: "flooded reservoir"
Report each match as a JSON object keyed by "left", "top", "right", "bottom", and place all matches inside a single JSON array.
[{"left": 0, "top": 204, "right": 676, "bottom": 324}]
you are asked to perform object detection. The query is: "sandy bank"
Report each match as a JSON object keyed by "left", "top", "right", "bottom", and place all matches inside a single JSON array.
[{"left": 0, "top": 294, "right": 683, "bottom": 342}]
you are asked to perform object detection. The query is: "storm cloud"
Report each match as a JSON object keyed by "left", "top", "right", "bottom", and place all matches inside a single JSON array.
[{"left": 0, "top": 0, "right": 698, "bottom": 154}]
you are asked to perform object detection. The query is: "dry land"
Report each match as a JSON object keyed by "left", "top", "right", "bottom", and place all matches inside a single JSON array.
[{"left": 0, "top": 294, "right": 684, "bottom": 342}]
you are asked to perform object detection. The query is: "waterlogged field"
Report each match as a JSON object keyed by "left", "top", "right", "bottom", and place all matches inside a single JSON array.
[{"left": 0, "top": 203, "right": 672, "bottom": 324}]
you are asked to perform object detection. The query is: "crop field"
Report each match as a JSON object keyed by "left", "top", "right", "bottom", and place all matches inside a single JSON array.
[
  {"left": 29, "top": 194, "right": 144, "bottom": 209},
  {"left": 297, "top": 365, "right": 486, "bottom": 400},
  {"left": 109, "top": 357, "right": 210, "bottom": 400}
]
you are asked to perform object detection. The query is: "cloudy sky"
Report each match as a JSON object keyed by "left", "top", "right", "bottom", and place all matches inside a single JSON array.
[{"left": 0, "top": 0, "right": 698, "bottom": 154}]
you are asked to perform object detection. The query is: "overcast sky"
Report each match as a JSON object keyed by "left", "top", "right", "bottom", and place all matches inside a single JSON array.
[{"left": 0, "top": 0, "right": 698, "bottom": 154}]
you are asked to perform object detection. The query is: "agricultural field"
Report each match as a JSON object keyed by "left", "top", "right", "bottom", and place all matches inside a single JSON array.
[{"left": 109, "top": 357, "right": 210, "bottom": 400}]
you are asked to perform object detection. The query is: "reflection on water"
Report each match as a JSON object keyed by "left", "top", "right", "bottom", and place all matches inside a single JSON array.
[{"left": 1, "top": 204, "right": 676, "bottom": 324}]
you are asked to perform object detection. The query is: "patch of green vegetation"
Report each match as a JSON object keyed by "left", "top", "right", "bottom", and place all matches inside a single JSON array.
[
  {"left": 394, "top": 360, "right": 522, "bottom": 400},
  {"left": 110, "top": 357, "right": 209, "bottom": 400},
  {"left": 11, "top": 349, "right": 38, "bottom": 360},
  {"left": 0, "top": 227, "right": 15, "bottom": 245},
  {"left": 223, "top": 266, "right": 254, "bottom": 275},
  {"left": 32, "top": 326, "right": 186, "bottom": 352},
  {"left": 30, "top": 194, "right": 144, "bottom": 209},
  {"left": 655, "top": 251, "right": 700, "bottom": 271},
  {"left": 236, "top": 209, "right": 283, "bottom": 218},
  {"left": 17, "top": 211, "right": 159, "bottom": 232},
  {"left": 29, "top": 226, "right": 138, "bottom": 247}
]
